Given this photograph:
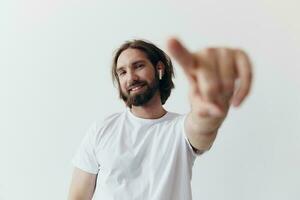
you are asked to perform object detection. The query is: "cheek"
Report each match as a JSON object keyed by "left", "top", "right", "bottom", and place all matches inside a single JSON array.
[
  {"left": 140, "top": 69, "right": 155, "bottom": 81},
  {"left": 119, "top": 79, "right": 127, "bottom": 92}
]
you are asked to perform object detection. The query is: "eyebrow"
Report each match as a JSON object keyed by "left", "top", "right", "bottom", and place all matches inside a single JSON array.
[{"left": 116, "top": 60, "right": 146, "bottom": 72}]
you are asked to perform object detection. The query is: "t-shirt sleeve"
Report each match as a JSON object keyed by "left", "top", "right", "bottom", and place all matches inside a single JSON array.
[
  {"left": 180, "top": 114, "right": 206, "bottom": 158},
  {"left": 72, "top": 122, "right": 100, "bottom": 174}
]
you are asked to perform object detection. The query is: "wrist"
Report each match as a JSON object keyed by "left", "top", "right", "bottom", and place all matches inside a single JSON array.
[{"left": 188, "top": 111, "right": 224, "bottom": 134}]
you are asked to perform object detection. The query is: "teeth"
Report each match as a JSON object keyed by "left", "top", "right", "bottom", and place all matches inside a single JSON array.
[
  {"left": 131, "top": 85, "right": 143, "bottom": 91},
  {"left": 132, "top": 86, "right": 141, "bottom": 91}
]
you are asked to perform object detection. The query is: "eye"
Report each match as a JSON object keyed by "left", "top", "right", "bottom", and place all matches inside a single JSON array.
[
  {"left": 136, "top": 64, "right": 144, "bottom": 69},
  {"left": 118, "top": 71, "right": 126, "bottom": 77}
]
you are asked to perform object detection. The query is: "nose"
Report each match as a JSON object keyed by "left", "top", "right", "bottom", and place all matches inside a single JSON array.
[
  {"left": 126, "top": 70, "right": 140, "bottom": 90},
  {"left": 127, "top": 70, "right": 139, "bottom": 82}
]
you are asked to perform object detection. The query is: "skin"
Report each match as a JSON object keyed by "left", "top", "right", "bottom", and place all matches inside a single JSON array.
[
  {"left": 116, "top": 48, "right": 167, "bottom": 119},
  {"left": 68, "top": 38, "right": 252, "bottom": 199},
  {"left": 167, "top": 38, "right": 252, "bottom": 150},
  {"left": 68, "top": 168, "right": 97, "bottom": 200}
]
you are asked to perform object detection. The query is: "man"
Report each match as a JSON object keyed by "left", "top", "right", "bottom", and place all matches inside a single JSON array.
[{"left": 68, "top": 38, "right": 252, "bottom": 200}]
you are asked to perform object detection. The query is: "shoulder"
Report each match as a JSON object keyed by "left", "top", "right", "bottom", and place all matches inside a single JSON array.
[
  {"left": 166, "top": 111, "right": 187, "bottom": 123},
  {"left": 155, "top": 111, "right": 187, "bottom": 128},
  {"left": 86, "top": 111, "right": 124, "bottom": 140},
  {"left": 95, "top": 111, "right": 124, "bottom": 131},
  {"left": 101, "top": 112, "right": 123, "bottom": 125}
]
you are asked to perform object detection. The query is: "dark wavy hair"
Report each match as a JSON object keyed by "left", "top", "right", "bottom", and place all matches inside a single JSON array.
[{"left": 111, "top": 39, "right": 175, "bottom": 105}]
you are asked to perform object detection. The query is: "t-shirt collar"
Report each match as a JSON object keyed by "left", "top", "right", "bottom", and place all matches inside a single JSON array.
[{"left": 126, "top": 107, "right": 170, "bottom": 124}]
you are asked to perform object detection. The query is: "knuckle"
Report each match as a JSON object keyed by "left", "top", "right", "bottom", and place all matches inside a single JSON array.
[
  {"left": 219, "top": 48, "right": 234, "bottom": 57},
  {"left": 219, "top": 47, "right": 230, "bottom": 53},
  {"left": 203, "top": 47, "right": 216, "bottom": 55},
  {"left": 199, "top": 48, "right": 218, "bottom": 67},
  {"left": 200, "top": 48, "right": 217, "bottom": 58},
  {"left": 235, "top": 49, "right": 248, "bottom": 57}
]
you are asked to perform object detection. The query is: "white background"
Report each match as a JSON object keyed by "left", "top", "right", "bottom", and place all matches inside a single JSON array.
[{"left": 1, "top": 0, "right": 299, "bottom": 199}]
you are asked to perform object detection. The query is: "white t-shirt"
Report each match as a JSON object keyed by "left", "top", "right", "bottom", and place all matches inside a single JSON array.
[{"left": 72, "top": 108, "right": 204, "bottom": 200}]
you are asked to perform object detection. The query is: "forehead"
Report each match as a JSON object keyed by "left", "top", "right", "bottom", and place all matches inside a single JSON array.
[{"left": 116, "top": 48, "right": 149, "bottom": 69}]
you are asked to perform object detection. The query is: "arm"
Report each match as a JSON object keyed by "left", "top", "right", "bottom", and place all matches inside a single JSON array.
[
  {"left": 184, "top": 112, "right": 223, "bottom": 151},
  {"left": 167, "top": 38, "right": 252, "bottom": 152},
  {"left": 68, "top": 167, "right": 97, "bottom": 200}
]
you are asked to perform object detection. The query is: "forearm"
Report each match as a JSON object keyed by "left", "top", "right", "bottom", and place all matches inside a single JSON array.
[
  {"left": 186, "top": 110, "right": 225, "bottom": 135},
  {"left": 183, "top": 110, "right": 227, "bottom": 151}
]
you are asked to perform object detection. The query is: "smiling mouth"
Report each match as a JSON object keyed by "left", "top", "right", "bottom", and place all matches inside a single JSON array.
[{"left": 129, "top": 84, "right": 145, "bottom": 92}]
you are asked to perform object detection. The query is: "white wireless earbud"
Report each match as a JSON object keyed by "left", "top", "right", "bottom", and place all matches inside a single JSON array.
[{"left": 158, "top": 70, "right": 163, "bottom": 80}]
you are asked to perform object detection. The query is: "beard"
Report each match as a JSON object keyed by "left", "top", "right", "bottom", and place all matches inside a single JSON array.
[{"left": 120, "top": 75, "right": 160, "bottom": 108}]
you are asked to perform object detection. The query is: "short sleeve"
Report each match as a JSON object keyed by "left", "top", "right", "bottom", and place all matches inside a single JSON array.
[
  {"left": 72, "top": 122, "right": 100, "bottom": 174},
  {"left": 180, "top": 114, "right": 206, "bottom": 158}
]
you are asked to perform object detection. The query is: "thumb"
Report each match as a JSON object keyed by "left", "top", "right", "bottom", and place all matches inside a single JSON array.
[{"left": 167, "top": 37, "right": 196, "bottom": 73}]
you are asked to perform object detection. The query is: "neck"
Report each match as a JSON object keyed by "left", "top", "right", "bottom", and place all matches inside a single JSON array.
[{"left": 130, "top": 92, "right": 167, "bottom": 119}]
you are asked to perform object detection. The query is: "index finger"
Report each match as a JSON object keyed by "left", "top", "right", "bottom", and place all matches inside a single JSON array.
[{"left": 166, "top": 37, "right": 197, "bottom": 75}]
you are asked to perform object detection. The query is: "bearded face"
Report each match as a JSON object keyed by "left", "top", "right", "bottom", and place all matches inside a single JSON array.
[
  {"left": 116, "top": 48, "right": 161, "bottom": 108},
  {"left": 120, "top": 72, "right": 159, "bottom": 108}
]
